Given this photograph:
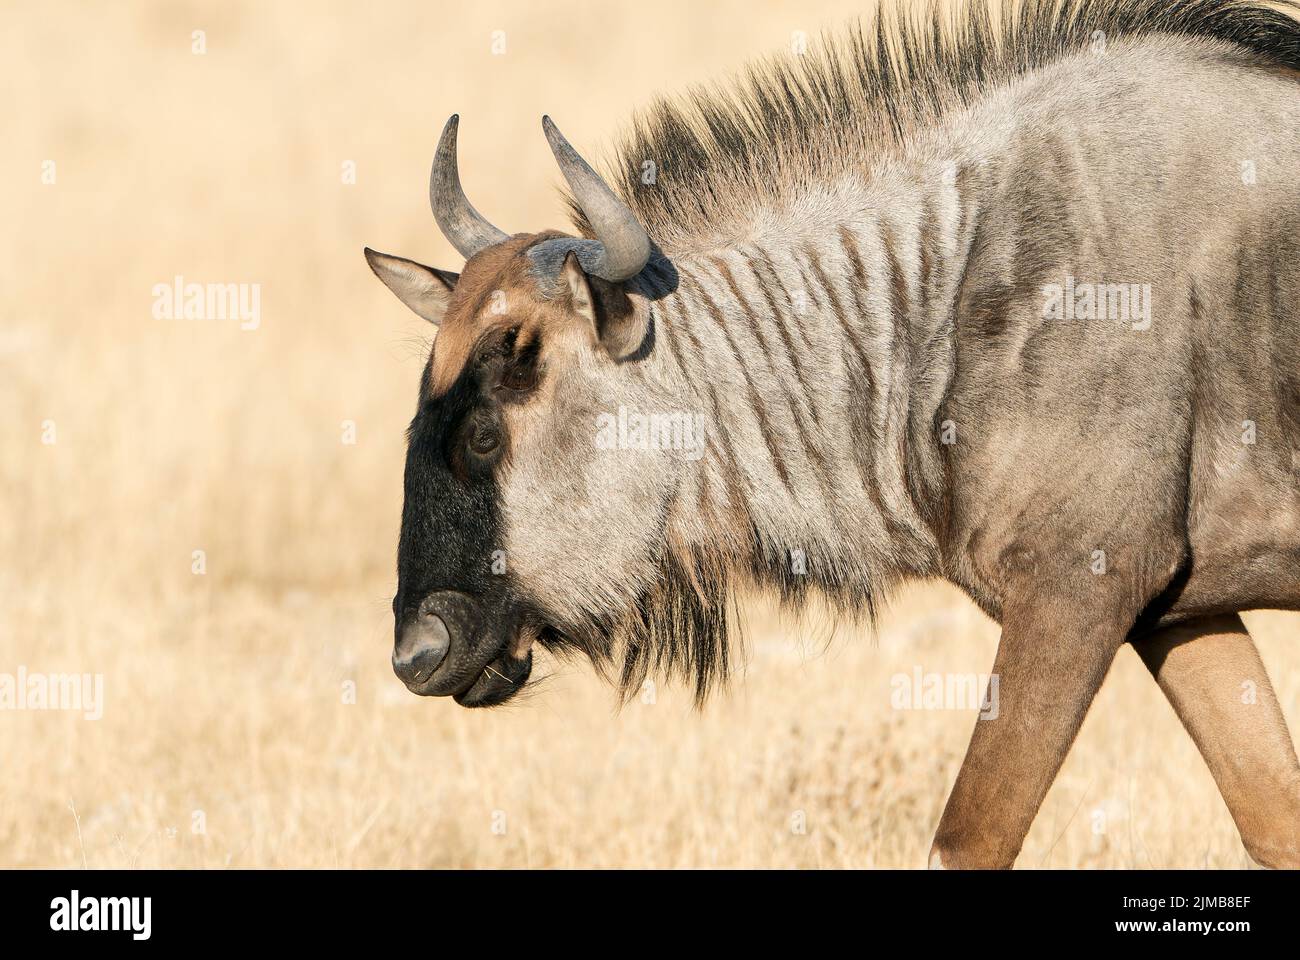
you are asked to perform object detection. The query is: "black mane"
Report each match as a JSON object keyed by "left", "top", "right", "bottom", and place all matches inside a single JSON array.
[{"left": 568, "top": 0, "right": 1300, "bottom": 252}]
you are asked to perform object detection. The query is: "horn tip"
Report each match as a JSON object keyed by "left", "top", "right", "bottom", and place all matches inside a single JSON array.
[{"left": 541, "top": 115, "right": 566, "bottom": 153}]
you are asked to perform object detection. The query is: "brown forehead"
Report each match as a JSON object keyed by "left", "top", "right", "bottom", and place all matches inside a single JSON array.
[{"left": 426, "top": 232, "right": 560, "bottom": 398}]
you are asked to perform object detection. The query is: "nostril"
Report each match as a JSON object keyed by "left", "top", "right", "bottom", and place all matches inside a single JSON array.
[{"left": 392, "top": 610, "right": 451, "bottom": 685}]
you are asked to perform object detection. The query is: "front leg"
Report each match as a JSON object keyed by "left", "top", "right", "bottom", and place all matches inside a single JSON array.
[{"left": 929, "top": 594, "right": 1131, "bottom": 869}]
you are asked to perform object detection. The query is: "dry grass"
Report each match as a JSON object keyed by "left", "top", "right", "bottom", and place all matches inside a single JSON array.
[{"left": 2, "top": 0, "right": 1296, "bottom": 868}]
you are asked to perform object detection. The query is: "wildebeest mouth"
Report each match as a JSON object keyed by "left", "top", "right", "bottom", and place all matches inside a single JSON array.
[
  {"left": 397, "top": 617, "right": 548, "bottom": 708},
  {"left": 452, "top": 645, "right": 534, "bottom": 707}
]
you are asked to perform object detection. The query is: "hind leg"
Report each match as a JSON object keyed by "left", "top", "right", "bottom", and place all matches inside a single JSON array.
[{"left": 1133, "top": 613, "right": 1300, "bottom": 868}]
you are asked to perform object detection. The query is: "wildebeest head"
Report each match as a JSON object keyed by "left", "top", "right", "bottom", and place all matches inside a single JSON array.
[{"left": 365, "top": 116, "right": 709, "bottom": 708}]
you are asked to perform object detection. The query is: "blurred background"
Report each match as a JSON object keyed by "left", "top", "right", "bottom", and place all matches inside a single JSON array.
[{"left": 2, "top": 0, "right": 1295, "bottom": 867}]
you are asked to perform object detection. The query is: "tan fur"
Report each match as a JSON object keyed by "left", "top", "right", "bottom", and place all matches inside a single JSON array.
[
  {"left": 426, "top": 232, "right": 579, "bottom": 398},
  {"left": 1135, "top": 615, "right": 1300, "bottom": 868},
  {"left": 929, "top": 591, "right": 1138, "bottom": 869}
]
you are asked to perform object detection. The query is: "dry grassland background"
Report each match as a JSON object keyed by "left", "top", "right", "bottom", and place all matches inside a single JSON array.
[{"left": 2, "top": 0, "right": 1296, "bottom": 868}]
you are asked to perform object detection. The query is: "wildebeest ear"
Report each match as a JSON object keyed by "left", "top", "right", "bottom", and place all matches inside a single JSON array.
[
  {"left": 363, "top": 247, "right": 458, "bottom": 326},
  {"left": 560, "top": 251, "right": 597, "bottom": 325},
  {"left": 560, "top": 251, "right": 648, "bottom": 361}
]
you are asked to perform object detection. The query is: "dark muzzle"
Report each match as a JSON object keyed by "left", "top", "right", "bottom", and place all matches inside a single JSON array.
[{"left": 392, "top": 590, "right": 482, "bottom": 694}]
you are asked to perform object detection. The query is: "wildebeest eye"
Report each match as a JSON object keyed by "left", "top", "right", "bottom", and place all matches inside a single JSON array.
[
  {"left": 498, "top": 333, "right": 540, "bottom": 394},
  {"left": 500, "top": 360, "right": 537, "bottom": 393}
]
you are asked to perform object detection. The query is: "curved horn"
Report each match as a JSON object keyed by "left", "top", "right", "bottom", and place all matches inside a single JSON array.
[
  {"left": 429, "top": 115, "right": 509, "bottom": 259},
  {"left": 542, "top": 116, "right": 650, "bottom": 283}
]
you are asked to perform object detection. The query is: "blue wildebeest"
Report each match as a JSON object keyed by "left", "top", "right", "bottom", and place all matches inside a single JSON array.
[{"left": 364, "top": 0, "right": 1300, "bottom": 867}]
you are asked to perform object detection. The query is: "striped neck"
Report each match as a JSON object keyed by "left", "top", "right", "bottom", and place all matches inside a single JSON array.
[{"left": 633, "top": 168, "right": 978, "bottom": 602}]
